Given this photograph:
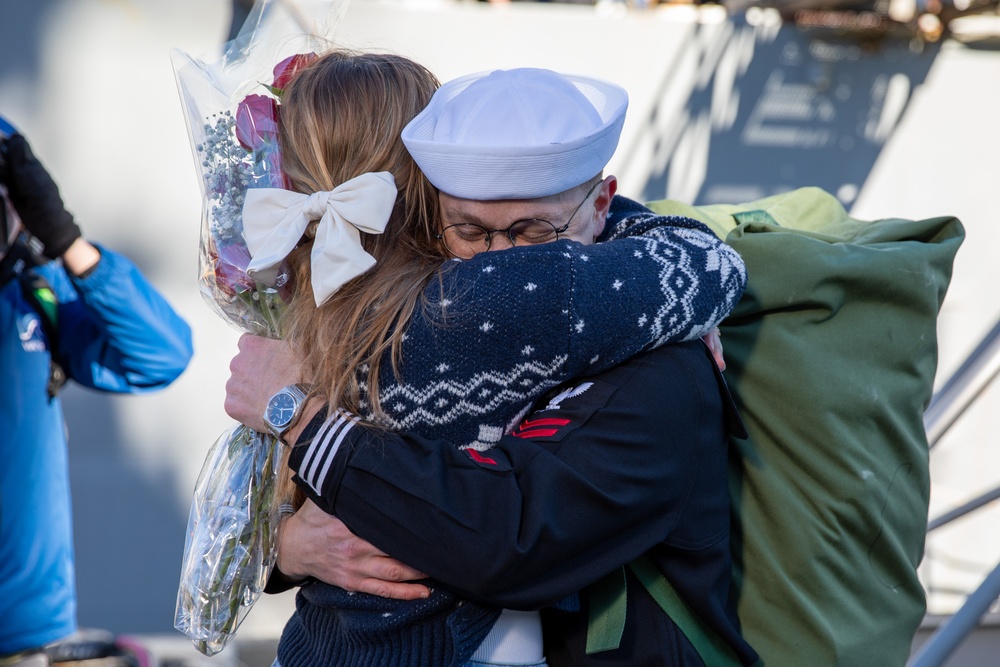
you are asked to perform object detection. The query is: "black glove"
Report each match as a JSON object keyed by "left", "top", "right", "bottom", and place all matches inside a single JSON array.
[{"left": 0, "top": 133, "right": 82, "bottom": 259}]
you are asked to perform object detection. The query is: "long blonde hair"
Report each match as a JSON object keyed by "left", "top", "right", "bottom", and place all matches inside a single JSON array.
[{"left": 278, "top": 50, "right": 443, "bottom": 422}]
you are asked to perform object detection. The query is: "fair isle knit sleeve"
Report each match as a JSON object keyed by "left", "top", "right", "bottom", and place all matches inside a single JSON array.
[
  {"left": 362, "top": 195, "right": 747, "bottom": 451},
  {"left": 594, "top": 195, "right": 747, "bottom": 348}
]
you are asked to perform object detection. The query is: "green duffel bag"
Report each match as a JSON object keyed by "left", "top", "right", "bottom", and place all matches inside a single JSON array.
[{"left": 647, "top": 187, "right": 964, "bottom": 667}]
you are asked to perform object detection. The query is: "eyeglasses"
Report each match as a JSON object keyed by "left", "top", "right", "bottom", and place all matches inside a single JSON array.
[{"left": 436, "top": 181, "right": 601, "bottom": 258}]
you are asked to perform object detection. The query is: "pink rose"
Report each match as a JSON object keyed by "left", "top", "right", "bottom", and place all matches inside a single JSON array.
[
  {"left": 235, "top": 94, "right": 279, "bottom": 152},
  {"left": 272, "top": 52, "right": 318, "bottom": 92},
  {"left": 214, "top": 242, "right": 255, "bottom": 296}
]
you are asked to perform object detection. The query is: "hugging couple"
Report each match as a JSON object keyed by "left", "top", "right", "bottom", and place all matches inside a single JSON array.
[{"left": 223, "top": 49, "right": 755, "bottom": 667}]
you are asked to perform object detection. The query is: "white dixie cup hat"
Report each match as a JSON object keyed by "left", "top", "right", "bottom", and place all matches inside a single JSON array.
[{"left": 401, "top": 67, "right": 629, "bottom": 200}]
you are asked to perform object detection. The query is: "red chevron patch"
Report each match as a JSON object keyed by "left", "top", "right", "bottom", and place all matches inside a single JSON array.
[
  {"left": 512, "top": 416, "right": 572, "bottom": 439},
  {"left": 466, "top": 449, "right": 498, "bottom": 466}
]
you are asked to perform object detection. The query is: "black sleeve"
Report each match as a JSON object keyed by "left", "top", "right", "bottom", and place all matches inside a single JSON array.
[{"left": 289, "top": 341, "right": 729, "bottom": 610}]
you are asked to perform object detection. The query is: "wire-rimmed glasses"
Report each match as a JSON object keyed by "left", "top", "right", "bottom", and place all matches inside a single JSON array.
[{"left": 437, "top": 181, "right": 601, "bottom": 258}]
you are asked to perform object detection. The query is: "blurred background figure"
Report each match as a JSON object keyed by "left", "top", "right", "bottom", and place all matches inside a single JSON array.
[{"left": 0, "top": 118, "right": 193, "bottom": 667}]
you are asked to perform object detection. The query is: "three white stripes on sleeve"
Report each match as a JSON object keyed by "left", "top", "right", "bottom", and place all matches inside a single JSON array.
[{"left": 298, "top": 411, "right": 359, "bottom": 494}]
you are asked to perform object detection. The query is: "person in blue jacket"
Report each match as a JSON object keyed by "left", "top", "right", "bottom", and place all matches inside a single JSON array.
[{"left": 0, "top": 118, "right": 193, "bottom": 667}]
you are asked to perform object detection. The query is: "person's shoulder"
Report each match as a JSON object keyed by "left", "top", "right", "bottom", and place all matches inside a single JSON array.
[
  {"left": 612, "top": 341, "right": 720, "bottom": 400},
  {"left": 609, "top": 194, "right": 649, "bottom": 217},
  {"left": 645, "top": 340, "right": 748, "bottom": 439},
  {"left": 595, "top": 340, "right": 711, "bottom": 384},
  {"left": 606, "top": 195, "right": 709, "bottom": 236},
  {"left": 645, "top": 339, "right": 714, "bottom": 368}
]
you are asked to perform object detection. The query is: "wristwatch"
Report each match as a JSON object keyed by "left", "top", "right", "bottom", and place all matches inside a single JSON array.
[{"left": 263, "top": 383, "right": 310, "bottom": 440}]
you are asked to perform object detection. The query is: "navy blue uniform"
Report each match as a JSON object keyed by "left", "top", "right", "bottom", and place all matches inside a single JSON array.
[{"left": 289, "top": 340, "right": 758, "bottom": 665}]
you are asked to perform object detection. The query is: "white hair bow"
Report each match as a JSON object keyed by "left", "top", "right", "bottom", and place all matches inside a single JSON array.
[{"left": 243, "top": 171, "right": 397, "bottom": 306}]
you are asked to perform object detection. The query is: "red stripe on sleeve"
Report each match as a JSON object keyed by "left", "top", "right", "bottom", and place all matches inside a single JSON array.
[{"left": 466, "top": 449, "right": 498, "bottom": 466}]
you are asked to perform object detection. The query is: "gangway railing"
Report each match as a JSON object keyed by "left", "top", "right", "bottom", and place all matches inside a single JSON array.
[
  {"left": 923, "top": 317, "right": 1000, "bottom": 449},
  {"left": 907, "top": 316, "right": 1000, "bottom": 666}
]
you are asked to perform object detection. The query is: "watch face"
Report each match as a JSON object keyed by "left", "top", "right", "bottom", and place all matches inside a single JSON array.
[{"left": 267, "top": 392, "right": 297, "bottom": 429}]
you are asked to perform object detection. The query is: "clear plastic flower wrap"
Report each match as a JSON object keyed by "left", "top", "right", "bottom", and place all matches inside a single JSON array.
[
  {"left": 169, "top": 0, "right": 346, "bottom": 655},
  {"left": 174, "top": 425, "right": 285, "bottom": 656}
]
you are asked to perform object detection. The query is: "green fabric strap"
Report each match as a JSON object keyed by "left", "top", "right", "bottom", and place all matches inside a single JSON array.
[
  {"left": 585, "top": 566, "right": 628, "bottom": 653},
  {"left": 21, "top": 273, "right": 58, "bottom": 329},
  {"left": 629, "top": 555, "right": 742, "bottom": 667},
  {"left": 35, "top": 287, "right": 59, "bottom": 327},
  {"left": 586, "top": 556, "right": 743, "bottom": 666},
  {"left": 32, "top": 285, "right": 58, "bottom": 328},
  {"left": 19, "top": 271, "right": 66, "bottom": 399}
]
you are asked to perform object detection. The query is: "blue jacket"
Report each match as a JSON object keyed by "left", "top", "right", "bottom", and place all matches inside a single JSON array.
[{"left": 0, "top": 240, "right": 192, "bottom": 655}]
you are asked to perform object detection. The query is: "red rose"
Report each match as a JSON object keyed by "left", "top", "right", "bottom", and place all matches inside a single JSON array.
[
  {"left": 272, "top": 52, "right": 318, "bottom": 92},
  {"left": 234, "top": 94, "right": 279, "bottom": 152}
]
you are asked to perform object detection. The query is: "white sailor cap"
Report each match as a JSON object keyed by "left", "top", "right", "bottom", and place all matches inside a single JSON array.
[{"left": 401, "top": 67, "right": 628, "bottom": 200}]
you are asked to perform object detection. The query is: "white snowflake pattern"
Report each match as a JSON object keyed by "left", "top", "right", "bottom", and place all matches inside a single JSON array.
[
  {"left": 436, "top": 363, "right": 450, "bottom": 373},
  {"left": 522, "top": 345, "right": 535, "bottom": 355},
  {"left": 482, "top": 265, "right": 496, "bottom": 274},
  {"left": 436, "top": 398, "right": 449, "bottom": 408},
  {"left": 480, "top": 321, "right": 494, "bottom": 332},
  {"left": 525, "top": 283, "right": 537, "bottom": 292},
  {"left": 580, "top": 254, "right": 590, "bottom": 262},
  {"left": 633, "top": 249, "right": 643, "bottom": 258},
  {"left": 638, "top": 314, "right": 648, "bottom": 327},
  {"left": 590, "top": 354, "right": 600, "bottom": 364},
  {"left": 612, "top": 279, "right": 623, "bottom": 291},
  {"left": 574, "top": 319, "right": 585, "bottom": 333},
  {"left": 441, "top": 298, "right": 452, "bottom": 308}
]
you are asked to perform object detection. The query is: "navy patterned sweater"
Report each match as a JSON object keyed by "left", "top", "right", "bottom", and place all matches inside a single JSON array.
[
  {"left": 276, "top": 195, "right": 747, "bottom": 667},
  {"left": 362, "top": 195, "right": 745, "bottom": 450}
]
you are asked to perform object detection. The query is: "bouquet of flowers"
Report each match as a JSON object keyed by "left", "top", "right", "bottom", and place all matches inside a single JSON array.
[{"left": 170, "top": 0, "right": 345, "bottom": 655}]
